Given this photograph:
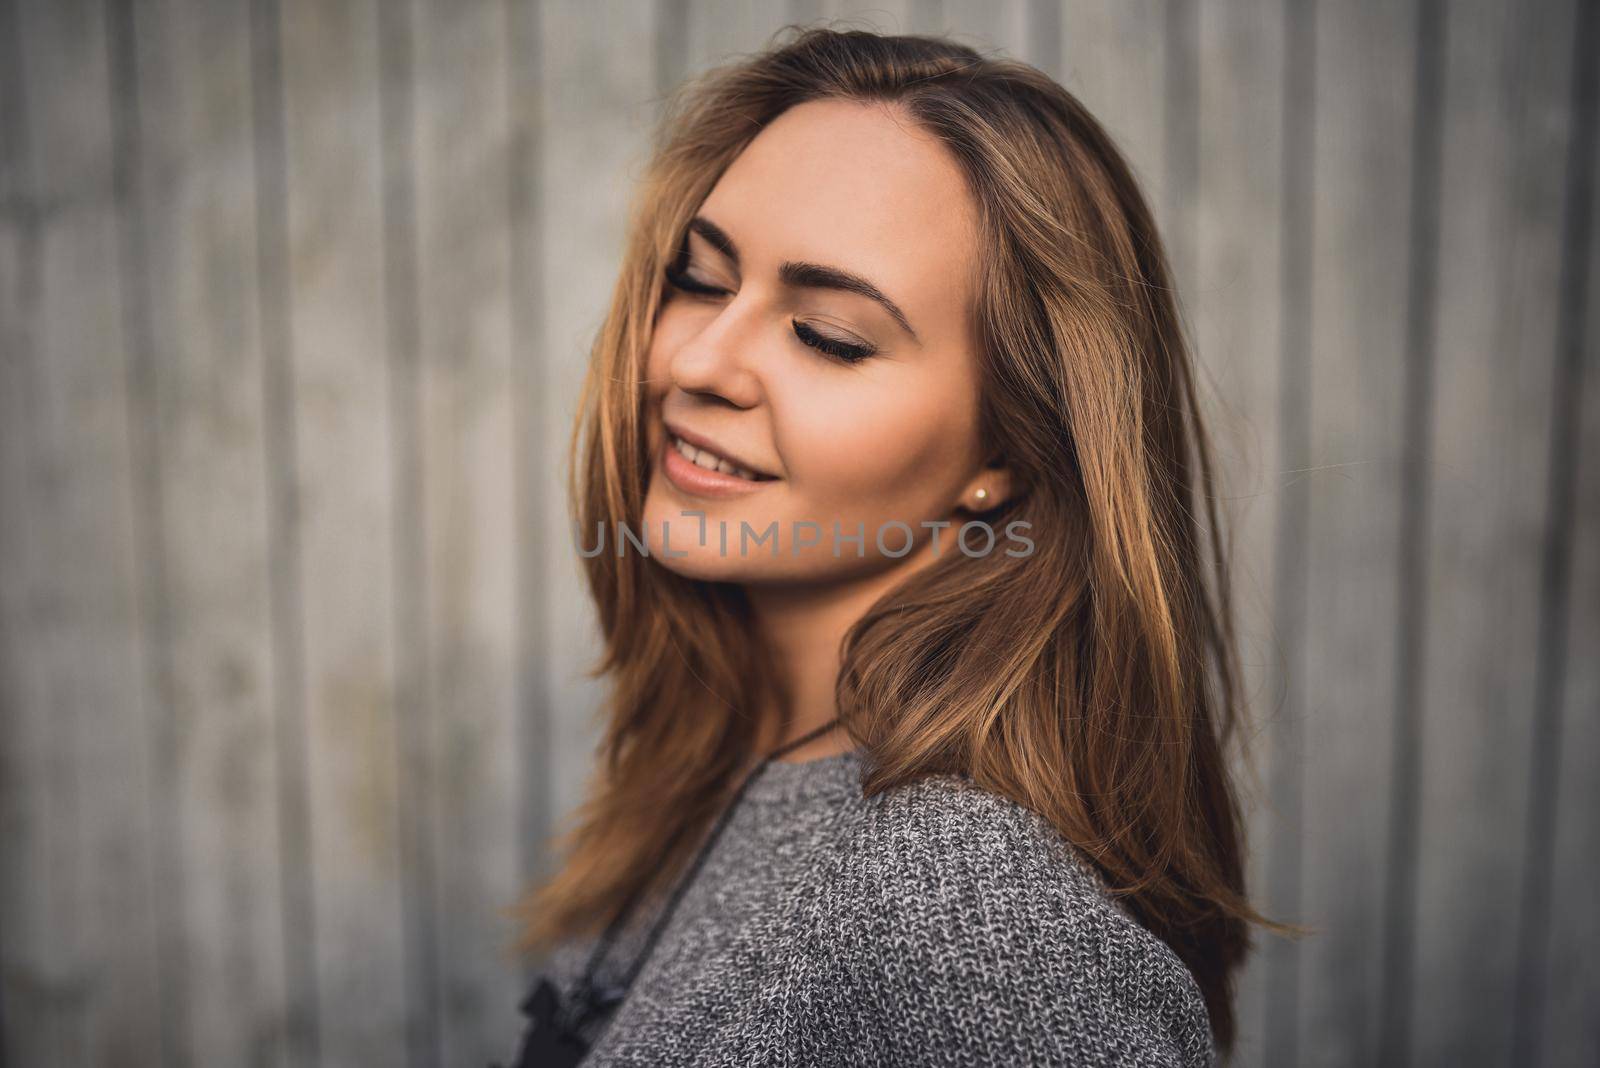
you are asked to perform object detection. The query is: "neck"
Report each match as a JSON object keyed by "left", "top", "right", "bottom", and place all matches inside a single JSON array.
[{"left": 744, "top": 535, "right": 941, "bottom": 763}]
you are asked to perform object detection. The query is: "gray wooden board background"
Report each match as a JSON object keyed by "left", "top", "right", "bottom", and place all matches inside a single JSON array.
[{"left": 0, "top": 1, "right": 1594, "bottom": 1065}]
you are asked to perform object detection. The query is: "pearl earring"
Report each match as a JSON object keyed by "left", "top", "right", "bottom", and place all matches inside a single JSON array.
[{"left": 974, "top": 487, "right": 988, "bottom": 503}]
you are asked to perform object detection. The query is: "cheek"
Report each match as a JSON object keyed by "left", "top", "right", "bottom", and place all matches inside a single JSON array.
[{"left": 779, "top": 361, "right": 979, "bottom": 519}]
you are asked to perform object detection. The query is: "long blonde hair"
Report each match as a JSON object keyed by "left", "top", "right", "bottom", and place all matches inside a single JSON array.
[{"left": 512, "top": 26, "right": 1296, "bottom": 1054}]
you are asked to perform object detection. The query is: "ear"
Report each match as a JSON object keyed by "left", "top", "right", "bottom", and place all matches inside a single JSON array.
[{"left": 953, "top": 453, "right": 1021, "bottom": 516}]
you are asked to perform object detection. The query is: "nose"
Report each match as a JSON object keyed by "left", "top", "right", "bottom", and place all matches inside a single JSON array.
[{"left": 665, "top": 292, "right": 765, "bottom": 409}]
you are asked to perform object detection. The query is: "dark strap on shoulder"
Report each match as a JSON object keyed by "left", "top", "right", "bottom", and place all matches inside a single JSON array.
[{"left": 490, "top": 977, "right": 592, "bottom": 1068}]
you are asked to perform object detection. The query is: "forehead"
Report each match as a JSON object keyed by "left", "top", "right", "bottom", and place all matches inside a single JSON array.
[{"left": 698, "top": 98, "right": 979, "bottom": 337}]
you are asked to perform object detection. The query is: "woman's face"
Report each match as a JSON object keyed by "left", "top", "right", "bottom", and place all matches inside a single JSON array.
[{"left": 639, "top": 98, "right": 1004, "bottom": 584}]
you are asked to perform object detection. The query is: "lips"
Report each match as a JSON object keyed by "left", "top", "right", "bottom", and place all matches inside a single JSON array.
[
  {"left": 667, "top": 434, "right": 768, "bottom": 482},
  {"left": 662, "top": 421, "right": 778, "bottom": 481},
  {"left": 658, "top": 420, "right": 779, "bottom": 499}
]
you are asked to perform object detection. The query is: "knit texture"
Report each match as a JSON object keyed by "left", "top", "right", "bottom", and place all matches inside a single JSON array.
[{"left": 520, "top": 749, "right": 1218, "bottom": 1067}]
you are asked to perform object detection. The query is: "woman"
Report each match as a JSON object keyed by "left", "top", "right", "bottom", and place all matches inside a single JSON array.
[{"left": 501, "top": 26, "right": 1292, "bottom": 1068}]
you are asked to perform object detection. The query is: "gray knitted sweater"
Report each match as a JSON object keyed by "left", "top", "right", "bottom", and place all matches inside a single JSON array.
[{"left": 526, "top": 749, "right": 1217, "bottom": 1066}]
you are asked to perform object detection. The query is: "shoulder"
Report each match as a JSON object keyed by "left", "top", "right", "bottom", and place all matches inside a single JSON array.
[
  {"left": 835, "top": 773, "right": 1196, "bottom": 973},
  {"left": 814, "top": 771, "right": 1216, "bottom": 1067},
  {"left": 847, "top": 771, "right": 1113, "bottom": 906}
]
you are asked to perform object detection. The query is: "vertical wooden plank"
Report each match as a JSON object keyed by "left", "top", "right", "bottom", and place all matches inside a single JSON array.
[
  {"left": 1058, "top": 0, "right": 1171, "bottom": 282},
  {"left": 1538, "top": 12, "right": 1600, "bottom": 1056},
  {"left": 0, "top": 0, "right": 167, "bottom": 1064},
  {"left": 374, "top": 3, "right": 439, "bottom": 1063},
  {"left": 279, "top": 0, "right": 408, "bottom": 1063},
  {"left": 106, "top": 3, "right": 191, "bottom": 1061},
  {"left": 42, "top": 0, "right": 168, "bottom": 1061},
  {"left": 123, "top": 0, "right": 293, "bottom": 1062},
  {"left": 0, "top": 2, "right": 60, "bottom": 1062},
  {"left": 1410, "top": 1, "right": 1577, "bottom": 1063},
  {"left": 408, "top": 2, "right": 523, "bottom": 1063},
  {"left": 505, "top": 0, "right": 553, "bottom": 935},
  {"left": 1191, "top": 1, "right": 1291, "bottom": 1064},
  {"left": 246, "top": 2, "right": 322, "bottom": 1062},
  {"left": 1255, "top": 4, "right": 1315, "bottom": 1065},
  {"left": 538, "top": 0, "right": 660, "bottom": 864},
  {"left": 1058, "top": 1, "right": 1202, "bottom": 333},
  {"left": 1299, "top": 2, "right": 1417, "bottom": 1066},
  {"left": 1517, "top": 1, "right": 1598, "bottom": 1065}
]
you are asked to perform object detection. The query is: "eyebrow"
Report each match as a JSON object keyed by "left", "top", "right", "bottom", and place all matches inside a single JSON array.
[{"left": 686, "top": 215, "right": 921, "bottom": 343}]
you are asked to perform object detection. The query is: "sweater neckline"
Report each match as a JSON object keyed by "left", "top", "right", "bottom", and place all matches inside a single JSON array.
[{"left": 742, "top": 747, "right": 865, "bottom": 806}]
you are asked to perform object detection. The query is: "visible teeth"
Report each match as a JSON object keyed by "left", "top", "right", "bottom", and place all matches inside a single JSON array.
[
  {"left": 672, "top": 436, "right": 700, "bottom": 464},
  {"left": 672, "top": 434, "right": 761, "bottom": 480}
]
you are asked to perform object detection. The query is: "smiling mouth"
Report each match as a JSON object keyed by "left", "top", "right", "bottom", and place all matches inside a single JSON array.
[{"left": 667, "top": 433, "right": 778, "bottom": 482}]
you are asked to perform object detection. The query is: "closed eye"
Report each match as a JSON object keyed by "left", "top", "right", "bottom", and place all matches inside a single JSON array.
[
  {"left": 663, "top": 261, "right": 729, "bottom": 298},
  {"left": 662, "top": 262, "right": 878, "bottom": 365},
  {"left": 790, "top": 320, "right": 876, "bottom": 364}
]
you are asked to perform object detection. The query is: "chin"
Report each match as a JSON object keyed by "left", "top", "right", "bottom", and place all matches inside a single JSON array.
[
  {"left": 636, "top": 503, "right": 774, "bottom": 582},
  {"left": 649, "top": 546, "right": 763, "bottom": 583},
  {"left": 651, "top": 548, "right": 889, "bottom": 588},
  {"left": 637, "top": 476, "right": 923, "bottom": 586}
]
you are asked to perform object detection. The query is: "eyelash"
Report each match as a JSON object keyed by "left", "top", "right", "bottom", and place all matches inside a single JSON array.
[{"left": 662, "top": 263, "right": 878, "bottom": 365}]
